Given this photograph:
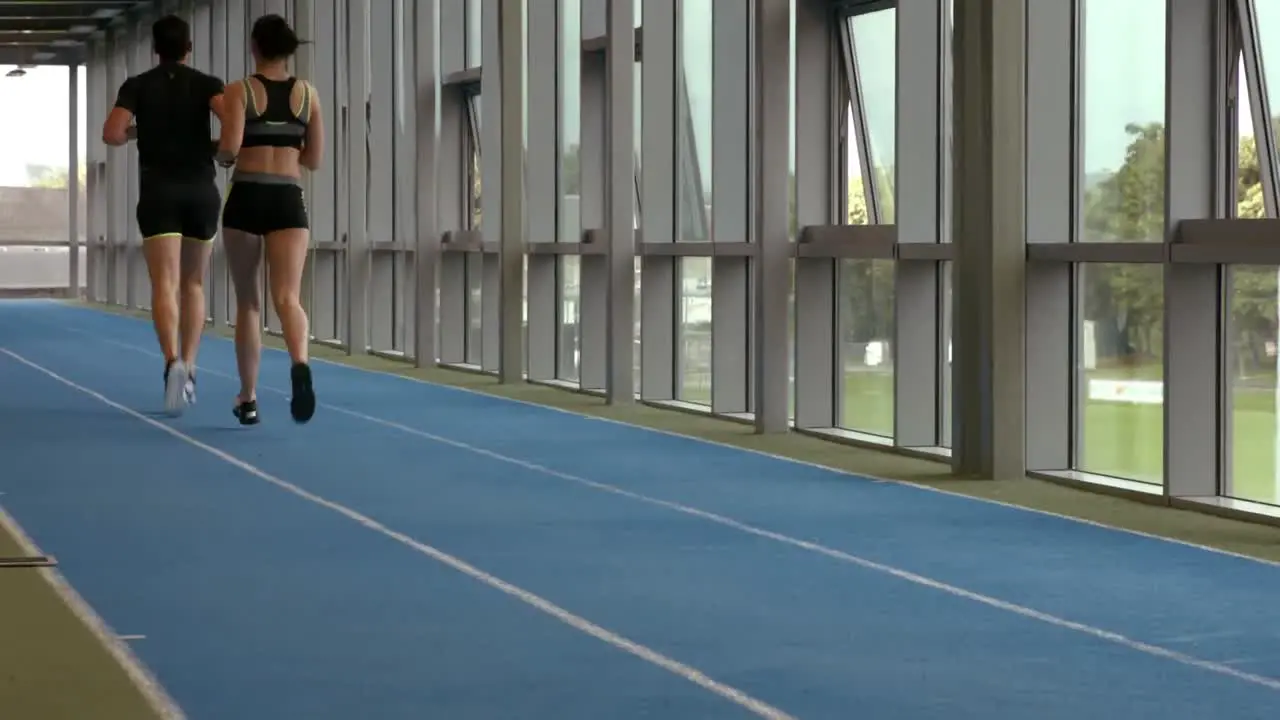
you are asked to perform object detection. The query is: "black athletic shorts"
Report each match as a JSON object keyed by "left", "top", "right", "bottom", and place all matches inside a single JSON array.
[
  {"left": 136, "top": 179, "right": 221, "bottom": 242},
  {"left": 222, "top": 180, "right": 309, "bottom": 236}
]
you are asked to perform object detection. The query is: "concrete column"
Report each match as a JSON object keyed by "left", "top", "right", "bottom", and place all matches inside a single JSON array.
[
  {"left": 68, "top": 64, "right": 81, "bottom": 299},
  {"left": 950, "top": 0, "right": 1027, "bottom": 478}
]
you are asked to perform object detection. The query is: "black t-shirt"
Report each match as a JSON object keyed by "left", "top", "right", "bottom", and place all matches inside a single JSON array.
[{"left": 114, "top": 62, "right": 224, "bottom": 184}]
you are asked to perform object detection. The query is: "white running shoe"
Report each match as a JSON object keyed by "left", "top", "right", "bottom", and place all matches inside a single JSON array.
[
  {"left": 183, "top": 376, "right": 197, "bottom": 405},
  {"left": 165, "top": 360, "right": 190, "bottom": 416}
]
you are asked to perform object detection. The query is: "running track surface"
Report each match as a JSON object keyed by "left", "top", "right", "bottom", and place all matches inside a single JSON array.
[{"left": 2, "top": 300, "right": 1280, "bottom": 719}]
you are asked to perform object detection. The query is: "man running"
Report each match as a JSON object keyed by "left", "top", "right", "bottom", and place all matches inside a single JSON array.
[{"left": 102, "top": 14, "right": 226, "bottom": 415}]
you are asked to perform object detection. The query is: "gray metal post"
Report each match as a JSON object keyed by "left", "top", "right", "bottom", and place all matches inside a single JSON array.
[
  {"left": 950, "top": 0, "right": 1028, "bottom": 478},
  {"left": 752, "top": 0, "right": 792, "bottom": 433},
  {"left": 497, "top": 0, "right": 525, "bottom": 382},
  {"left": 68, "top": 63, "right": 81, "bottom": 300},
  {"left": 605, "top": 0, "right": 636, "bottom": 402},
  {"left": 414, "top": 0, "right": 441, "bottom": 367}
]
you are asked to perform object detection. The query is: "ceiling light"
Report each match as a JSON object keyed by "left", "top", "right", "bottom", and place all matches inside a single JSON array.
[
  {"left": 68, "top": 25, "right": 97, "bottom": 34},
  {"left": 31, "top": 51, "right": 55, "bottom": 61},
  {"left": 50, "top": 39, "right": 82, "bottom": 48},
  {"left": 90, "top": 9, "right": 122, "bottom": 19}
]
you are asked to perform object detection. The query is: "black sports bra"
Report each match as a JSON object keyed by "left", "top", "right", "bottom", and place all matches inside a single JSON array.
[{"left": 240, "top": 74, "right": 311, "bottom": 150}]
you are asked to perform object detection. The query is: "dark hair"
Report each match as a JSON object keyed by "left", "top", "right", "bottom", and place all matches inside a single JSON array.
[
  {"left": 251, "top": 14, "right": 300, "bottom": 60},
  {"left": 152, "top": 15, "right": 191, "bottom": 63}
]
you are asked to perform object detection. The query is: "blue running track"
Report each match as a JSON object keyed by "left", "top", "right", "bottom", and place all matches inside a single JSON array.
[{"left": 2, "top": 299, "right": 1280, "bottom": 719}]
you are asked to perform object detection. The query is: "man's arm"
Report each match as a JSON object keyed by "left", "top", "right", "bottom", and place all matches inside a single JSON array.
[
  {"left": 102, "top": 77, "right": 137, "bottom": 147},
  {"left": 216, "top": 80, "right": 245, "bottom": 167}
]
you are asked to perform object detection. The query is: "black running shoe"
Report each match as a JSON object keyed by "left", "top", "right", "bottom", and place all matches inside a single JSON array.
[
  {"left": 290, "top": 362, "right": 315, "bottom": 424},
  {"left": 233, "top": 398, "right": 260, "bottom": 425}
]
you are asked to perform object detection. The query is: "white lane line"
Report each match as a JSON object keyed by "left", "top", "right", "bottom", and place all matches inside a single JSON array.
[
  {"left": 64, "top": 329, "right": 1280, "bottom": 694},
  {"left": 0, "top": 347, "right": 795, "bottom": 720},
  {"left": 119, "top": 634, "right": 147, "bottom": 641},
  {"left": 66, "top": 310, "right": 1280, "bottom": 573},
  {"left": 0, "top": 503, "right": 184, "bottom": 719}
]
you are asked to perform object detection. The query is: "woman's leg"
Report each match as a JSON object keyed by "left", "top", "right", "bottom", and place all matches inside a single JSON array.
[
  {"left": 264, "top": 227, "right": 313, "bottom": 422},
  {"left": 223, "top": 228, "right": 264, "bottom": 405}
]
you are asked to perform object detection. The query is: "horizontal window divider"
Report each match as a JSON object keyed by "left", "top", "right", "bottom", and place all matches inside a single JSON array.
[
  {"left": 896, "top": 243, "right": 953, "bottom": 261},
  {"left": 526, "top": 241, "right": 607, "bottom": 256},
  {"left": 370, "top": 241, "right": 413, "bottom": 252},
  {"left": 313, "top": 241, "right": 345, "bottom": 252},
  {"left": 580, "top": 28, "right": 643, "bottom": 61},
  {"left": 636, "top": 241, "right": 752, "bottom": 257},
  {"left": 1024, "top": 242, "right": 1165, "bottom": 263},
  {"left": 442, "top": 68, "right": 481, "bottom": 87},
  {"left": 1176, "top": 217, "right": 1280, "bottom": 244},
  {"left": 1170, "top": 243, "right": 1280, "bottom": 264},
  {"left": 440, "top": 229, "right": 484, "bottom": 251}
]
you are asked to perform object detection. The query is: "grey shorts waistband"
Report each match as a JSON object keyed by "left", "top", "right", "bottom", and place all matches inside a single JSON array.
[{"left": 230, "top": 170, "right": 302, "bottom": 186}]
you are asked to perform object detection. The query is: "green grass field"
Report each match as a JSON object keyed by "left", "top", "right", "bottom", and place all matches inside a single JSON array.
[{"left": 680, "top": 365, "right": 1280, "bottom": 505}]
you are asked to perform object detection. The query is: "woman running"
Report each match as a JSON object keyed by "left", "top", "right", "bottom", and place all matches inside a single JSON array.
[{"left": 216, "top": 13, "right": 323, "bottom": 425}]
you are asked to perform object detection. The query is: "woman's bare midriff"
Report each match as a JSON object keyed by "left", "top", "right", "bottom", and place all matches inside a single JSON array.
[{"left": 235, "top": 145, "right": 302, "bottom": 179}]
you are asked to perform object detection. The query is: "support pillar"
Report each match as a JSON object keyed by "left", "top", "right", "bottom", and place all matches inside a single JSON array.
[
  {"left": 951, "top": 0, "right": 1027, "bottom": 478},
  {"left": 68, "top": 64, "right": 81, "bottom": 300},
  {"left": 497, "top": 0, "right": 525, "bottom": 382},
  {"left": 752, "top": 0, "right": 792, "bottom": 433}
]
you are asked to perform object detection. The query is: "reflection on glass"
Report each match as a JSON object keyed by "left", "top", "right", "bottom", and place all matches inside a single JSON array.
[
  {"left": 1252, "top": 0, "right": 1280, "bottom": 133},
  {"left": 839, "top": 259, "right": 895, "bottom": 436},
  {"left": 788, "top": 260, "right": 796, "bottom": 420},
  {"left": 558, "top": 256, "right": 580, "bottom": 380},
  {"left": 1229, "top": 266, "right": 1280, "bottom": 505},
  {"left": 1236, "top": 55, "right": 1265, "bottom": 219},
  {"left": 847, "top": 10, "right": 896, "bottom": 223},
  {"left": 1079, "top": 0, "right": 1165, "bottom": 242},
  {"left": 677, "top": 0, "right": 712, "bottom": 242},
  {"left": 844, "top": 102, "right": 868, "bottom": 225},
  {"left": 678, "top": 257, "right": 713, "bottom": 402},
  {"left": 465, "top": 256, "right": 484, "bottom": 365},
  {"left": 466, "top": 0, "right": 482, "bottom": 68},
  {"left": 1076, "top": 263, "right": 1164, "bottom": 482},
  {"left": 561, "top": 0, "right": 581, "bottom": 244},
  {"left": 467, "top": 94, "right": 482, "bottom": 229},
  {"left": 633, "top": 257, "right": 643, "bottom": 396}
]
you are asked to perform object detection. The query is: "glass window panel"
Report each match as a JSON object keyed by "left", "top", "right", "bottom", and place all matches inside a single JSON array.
[
  {"left": 466, "top": 0, "right": 482, "bottom": 68},
  {"left": 1076, "top": 263, "right": 1164, "bottom": 482},
  {"left": 1228, "top": 265, "right": 1280, "bottom": 505},
  {"left": 839, "top": 259, "right": 895, "bottom": 436},
  {"left": 1236, "top": 54, "right": 1265, "bottom": 219},
  {"left": 558, "top": 256, "right": 581, "bottom": 380},
  {"left": 1252, "top": 0, "right": 1280, "bottom": 149},
  {"left": 465, "top": 256, "right": 484, "bottom": 365},
  {"left": 844, "top": 102, "right": 868, "bottom": 225},
  {"left": 561, "top": 0, "right": 581, "bottom": 243},
  {"left": 847, "top": 10, "right": 896, "bottom": 223},
  {"left": 1079, "top": 0, "right": 1165, "bottom": 242},
  {"left": 678, "top": 257, "right": 712, "bottom": 402},
  {"left": 677, "top": 0, "right": 712, "bottom": 242}
]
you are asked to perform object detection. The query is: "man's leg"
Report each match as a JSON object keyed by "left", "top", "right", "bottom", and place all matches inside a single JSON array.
[
  {"left": 141, "top": 234, "right": 182, "bottom": 364},
  {"left": 177, "top": 237, "right": 213, "bottom": 401}
]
